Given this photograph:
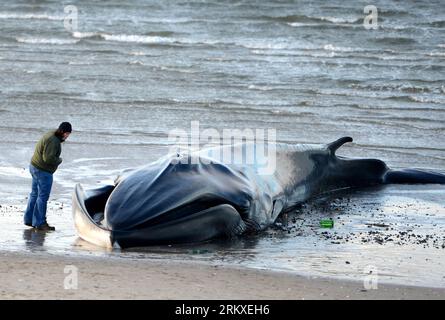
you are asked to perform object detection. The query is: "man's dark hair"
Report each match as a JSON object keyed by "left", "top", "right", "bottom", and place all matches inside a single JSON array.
[{"left": 55, "top": 122, "right": 72, "bottom": 140}]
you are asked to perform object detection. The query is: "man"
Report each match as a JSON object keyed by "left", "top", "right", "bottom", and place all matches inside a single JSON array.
[{"left": 24, "top": 122, "right": 72, "bottom": 231}]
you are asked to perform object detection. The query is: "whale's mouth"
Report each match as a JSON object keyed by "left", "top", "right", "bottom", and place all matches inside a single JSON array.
[
  {"left": 73, "top": 183, "right": 248, "bottom": 248},
  {"left": 72, "top": 184, "right": 115, "bottom": 248},
  {"left": 83, "top": 185, "right": 115, "bottom": 226}
]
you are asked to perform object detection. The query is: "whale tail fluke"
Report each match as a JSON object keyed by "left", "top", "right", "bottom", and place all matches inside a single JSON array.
[
  {"left": 384, "top": 169, "right": 445, "bottom": 185},
  {"left": 328, "top": 136, "right": 353, "bottom": 155}
]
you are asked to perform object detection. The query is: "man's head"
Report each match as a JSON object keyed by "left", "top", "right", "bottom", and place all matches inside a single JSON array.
[{"left": 56, "top": 122, "right": 72, "bottom": 141}]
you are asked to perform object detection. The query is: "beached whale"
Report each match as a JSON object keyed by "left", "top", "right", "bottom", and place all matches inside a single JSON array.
[{"left": 72, "top": 137, "right": 445, "bottom": 248}]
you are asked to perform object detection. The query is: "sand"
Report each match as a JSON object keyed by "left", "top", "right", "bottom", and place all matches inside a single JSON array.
[{"left": 0, "top": 251, "right": 444, "bottom": 300}]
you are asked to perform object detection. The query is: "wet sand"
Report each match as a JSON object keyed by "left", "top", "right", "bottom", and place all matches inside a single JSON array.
[
  {"left": 1, "top": 250, "right": 444, "bottom": 300},
  {"left": 1, "top": 184, "right": 444, "bottom": 289}
]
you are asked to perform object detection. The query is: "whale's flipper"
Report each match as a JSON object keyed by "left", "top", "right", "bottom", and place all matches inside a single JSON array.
[
  {"left": 111, "top": 204, "right": 247, "bottom": 248},
  {"left": 327, "top": 137, "right": 353, "bottom": 155},
  {"left": 384, "top": 169, "right": 445, "bottom": 185}
]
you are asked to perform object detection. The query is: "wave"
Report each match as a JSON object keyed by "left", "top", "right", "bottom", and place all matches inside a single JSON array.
[
  {"left": 68, "top": 61, "right": 94, "bottom": 65},
  {"left": 258, "top": 14, "right": 361, "bottom": 25},
  {"left": 72, "top": 31, "right": 180, "bottom": 42},
  {"left": 128, "top": 51, "right": 147, "bottom": 56},
  {"left": 73, "top": 31, "right": 306, "bottom": 50},
  {"left": 240, "top": 41, "right": 294, "bottom": 50},
  {"left": 318, "top": 16, "right": 361, "bottom": 24},
  {"left": 72, "top": 31, "right": 209, "bottom": 46},
  {"left": 71, "top": 32, "right": 100, "bottom": 39},
  {"left": 0, "top": 12, "right": 200, "bottom": 25},
  {"left": 407, "top": 96, "right": 444, "bottom": 104},
  {"left": 127, "top": 51, "right": 161, "bottom": 57},
  {"left": 286, "top": 22, "right": 361, "bottom": 29},
  {"left": 380, "top": 95, "right": 444, "bottom": 104},
  {"left": 0, "top": 12, "right": 63, "bottom": 20},
  {"left": 16, "top": 37, "right": 79, "bottom": 45},
  {"left": 376, "top": 55, "right": 427, "bottom": 62},
  {"left": 287, "top": 22, "right": 321, "bottom": 28},
  {"left": 101, "top": 34, "right": 176, "bottom": 44},
  {"left": 70, "top": 30, "right": 369, "bottom": 54},
  {"left": 379, "top": 24, "right": 423, "bottom": 32},
  {"left": 428, "top": 52, "right": 445, "bottom": 57},
  {"left": 247, "top": 84, "right": 278, "bottom": 91},
  {"left": 158, "top": 65, "right": 198, "bottom": 74},
  {"left": 246, "top": 42, "right": 364, "bottom": 53},
  {"left": 322, "top": 44, "right": 359, "bottom": 52},
  {"left": 349, "top": 84, "right": 435, "bottom": 94}
]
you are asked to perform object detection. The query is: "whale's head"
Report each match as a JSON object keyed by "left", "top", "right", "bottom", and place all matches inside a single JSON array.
[{"left": 102, "top": 154, "right": 255, "bottom": 231}]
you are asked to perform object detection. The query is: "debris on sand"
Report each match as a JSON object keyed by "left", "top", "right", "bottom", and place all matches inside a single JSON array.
[{"left": 272, "top": 193, "right": 445, "bottom": 250}]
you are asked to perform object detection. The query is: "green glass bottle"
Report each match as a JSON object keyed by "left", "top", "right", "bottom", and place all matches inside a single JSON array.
[{"left": 320, "top": 219, "right": 334, "bottom": 228}]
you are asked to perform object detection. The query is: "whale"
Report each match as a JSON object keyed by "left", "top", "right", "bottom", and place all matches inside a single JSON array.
[{"left": 72, "top": 137, "right": 445, "bottom": 248}]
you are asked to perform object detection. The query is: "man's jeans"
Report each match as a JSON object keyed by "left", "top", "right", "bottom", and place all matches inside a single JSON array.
[{"left": 24, "top": 164, "right": 53, "bottom": 227}]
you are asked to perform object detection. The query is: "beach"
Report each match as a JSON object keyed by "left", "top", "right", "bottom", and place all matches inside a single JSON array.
[
  {"left": 0, "top": 0, "right": 444, "bottom": 299},
  {"left": 1, "top": 251, "right": 444, "bottom": 300}
]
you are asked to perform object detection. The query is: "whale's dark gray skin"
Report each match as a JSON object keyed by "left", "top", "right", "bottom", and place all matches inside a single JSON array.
[{"left": 72, "top": 137, "right": 445, "bottom": 248}]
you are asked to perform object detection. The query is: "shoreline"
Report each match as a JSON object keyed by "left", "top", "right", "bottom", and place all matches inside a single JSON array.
[
  {"left": 1, "top": 197, "right": 445, "bottom": 293},
  {"left": 1, "top": 251, "right": 444, "bottom": 300}
]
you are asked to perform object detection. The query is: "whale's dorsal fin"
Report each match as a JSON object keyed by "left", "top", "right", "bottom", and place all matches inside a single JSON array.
[{"left": 328, "top": 137, "right": 353, "bottom": 155}]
